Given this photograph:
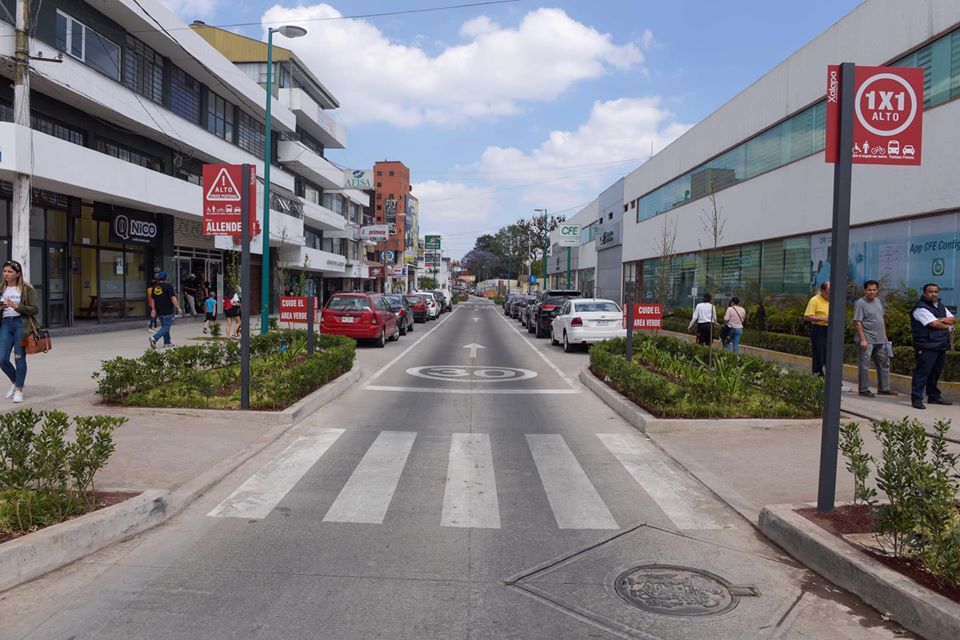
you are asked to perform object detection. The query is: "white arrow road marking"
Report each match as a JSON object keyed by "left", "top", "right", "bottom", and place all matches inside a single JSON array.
[
  {"left": 473, "top": 317, "right": 480, "bottom": 322},
  {"left": 463, "top": 343, "right": 486, "bottom": 358}
]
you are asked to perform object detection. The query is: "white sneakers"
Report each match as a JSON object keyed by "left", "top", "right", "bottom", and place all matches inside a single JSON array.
[
  {"left": 12, "top": 391, "right": 22, "bottom": 403},
  {"left": 6, "top": 385, "right": 22, "bottom": 402}
]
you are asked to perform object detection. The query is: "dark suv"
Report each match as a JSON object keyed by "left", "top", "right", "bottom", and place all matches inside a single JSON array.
[{"left": 527, "top": 289, "right": 582, "bottom": 338}]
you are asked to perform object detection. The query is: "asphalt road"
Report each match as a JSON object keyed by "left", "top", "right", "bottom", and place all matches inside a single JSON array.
[{"left": 0, "top": 298, "right": 911, "bottom": 639}]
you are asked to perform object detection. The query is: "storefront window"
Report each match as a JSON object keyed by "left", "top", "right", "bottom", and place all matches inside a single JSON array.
[
  {"left": 30, "top": 206, "right": 45, "bottom": 239},
  {"left": 46, "top": 209, "right": 67, "bottom": 242}
]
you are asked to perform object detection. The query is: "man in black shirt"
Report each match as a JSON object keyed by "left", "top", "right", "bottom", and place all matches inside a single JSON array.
[{"left": 149, "top": 271, "right": 183, "bottom": 349}]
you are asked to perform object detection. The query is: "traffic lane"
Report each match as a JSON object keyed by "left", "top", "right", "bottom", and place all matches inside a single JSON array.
[{"left": 364, "top": 299, "right": 577, "bottom": 394}]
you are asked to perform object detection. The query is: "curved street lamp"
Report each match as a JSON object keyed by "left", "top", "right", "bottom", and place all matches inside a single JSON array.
[{"left": 261, "top": 24, "right": 308, "bottom": 334}]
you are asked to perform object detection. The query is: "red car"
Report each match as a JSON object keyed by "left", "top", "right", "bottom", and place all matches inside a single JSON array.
[
  {"left": 404, "top": 294, "right": 429, "bottom": 322},
  {"left": 321, "top": 293, "right": 400, "bottom": 347}
]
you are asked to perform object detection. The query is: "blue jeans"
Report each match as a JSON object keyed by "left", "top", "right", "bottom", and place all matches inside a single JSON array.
[
  {"left": 0, "top": 316, "right": 26, "bottom": 388},
  {"left": 725, "top": 327, "right": 743, "bottom": 353},
  {"left": 152, "top": 314, "right": 175, "bottom": 346}
]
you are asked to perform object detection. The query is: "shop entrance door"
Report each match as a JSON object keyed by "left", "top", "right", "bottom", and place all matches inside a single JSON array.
[{"left": 47, "top": 245, "right": 67, "bottom": 326}]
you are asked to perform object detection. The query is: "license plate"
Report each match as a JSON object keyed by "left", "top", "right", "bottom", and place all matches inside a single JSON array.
[
  {"left": 594, "top": 320, "right": 610, "bottom": 326},
  {"left": 340, "top": 316, "right": 354, "bottom": 323}
]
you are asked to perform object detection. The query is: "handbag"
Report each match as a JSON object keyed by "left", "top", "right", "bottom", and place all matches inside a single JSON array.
[
  {"left": 21, "top": 316, "right": 52, "bottom": 355},
  {"left": 720, "top": 324, "right": 731, "bottom": 342}
]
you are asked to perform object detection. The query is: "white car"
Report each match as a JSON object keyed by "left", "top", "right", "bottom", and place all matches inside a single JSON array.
[
  {"left": 414, "top": 291, "right": 440, "bottom": 319},
  {"left": 550, "top": 298, "right": 626, "bottom": 352}
]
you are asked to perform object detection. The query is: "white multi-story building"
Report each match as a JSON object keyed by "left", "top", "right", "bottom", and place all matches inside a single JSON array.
[
  {"left": 0, "top": 0, "right": 361, "bottom": 330},
  {"left": 557, "top": 0, "right": 960, "bottom": 309}
]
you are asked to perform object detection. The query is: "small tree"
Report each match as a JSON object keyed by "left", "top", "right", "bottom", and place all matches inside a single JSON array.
[
  {"left": 699, "top": 186, "right": 727, "bottom": 357},
  {"left": 654, "top": 215, "right": 678, "bottom": 314}
]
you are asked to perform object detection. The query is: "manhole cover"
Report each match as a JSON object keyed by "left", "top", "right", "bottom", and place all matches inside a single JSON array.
[{"left": 615, "top": 564, "right": 760, "bottom": 617}]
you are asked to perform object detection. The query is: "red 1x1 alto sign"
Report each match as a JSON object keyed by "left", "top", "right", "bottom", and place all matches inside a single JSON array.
[
  {"left": 202, "top": 164, "right": 258, "bottom": 236},
  {"left": 825, "top": 65, "right": 924, "bottom": 165}
]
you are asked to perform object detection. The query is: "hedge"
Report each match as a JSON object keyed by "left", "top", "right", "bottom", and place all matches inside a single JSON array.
[
  {"left": 93, "top": 330, "right": 356, "bottom": 410},
  {"left": 660, "top": 316, "right": 960, "bottom": 382},
  {"left": 590, "top": 336, "right": 822, "bottom": 419}
]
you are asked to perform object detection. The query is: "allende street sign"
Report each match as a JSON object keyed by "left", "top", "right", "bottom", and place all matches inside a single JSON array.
[
  {"left": 202, "top": 164, "right": 258, "bottom": 237},
  {"left": 825, "top": 65, "right": 924, "bottom": 165},
  {"left": 558, "top": 224, "right": 581, "bottom": 247}
]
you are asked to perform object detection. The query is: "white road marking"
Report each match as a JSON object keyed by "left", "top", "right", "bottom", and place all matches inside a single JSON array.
[
  {"left": 526, "top": 434, "right": 618, "bottom": 530},
  {"left": 208, "top": 429, "right": 345, "bottom": 519},
  {"left": 496, "top": 310, "right": 577, "bottom": 389},
  {"left": 441, "top": 433, "right": 501, "bottom": 529},
  {"left": 597, "top": 433, "right": 722, "bottom": 530},
  {"left": 463, "top": 343, "right": 486, "bottom": 358},
  {"left": 364, "top": 308, "right": 459, "bottom": 385},
  {"left": 364, "top": 386, "right": 579, "bottom": 395},
  {"left": 323, "top": 431, "right": 417, "bottom": 524}
]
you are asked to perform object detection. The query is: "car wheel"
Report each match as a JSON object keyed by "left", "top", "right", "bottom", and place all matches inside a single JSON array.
[
  {"left": 535, "top": 319, "right": 545, "bottom": 338},
  {"left": 399, "top": 322, "right": 407, "bottom": 336},
  {"left": 563, "top": 331, "right": 574, "bottom": 353},
  {"left": 551, "top": 328, "right": 560, "bottom": 346},
  {"left": 375, "top": 328, "right": 386, "bottom": 348},
  {"left": 389, "top": 325, "right": 401, "bottom": 341},
  {"left": 407, "top": 319, "right": 414, "bottom": 332}
]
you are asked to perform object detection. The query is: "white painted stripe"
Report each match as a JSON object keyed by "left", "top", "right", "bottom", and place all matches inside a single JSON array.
[
  {"left": 364, "top": 385, "right": 579, "bottom": 395},
  {"left": 365, "top": 308, "right": 459, "bottom": 385},
  {"left": 526, "top": 434, "right": 618, "bottom": 530},
  {"left": 441, "top": 433, "right": 501, "bottom": 528},
  {"left": 208, "top": 429, "right": 345, "bottom": 519},
  {"left": 323, "top": 431, "right": 417, "bottom": 524},
  {"left": 496, "top": 310, "right": 577, "bottom": 389},
  {"left": 597, "top": 433, "right": 722, "bottom": 530}
]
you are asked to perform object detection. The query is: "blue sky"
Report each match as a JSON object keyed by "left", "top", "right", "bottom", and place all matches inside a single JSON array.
[{"left": 162, "top": 0, "right": 862, "bottom": 257}]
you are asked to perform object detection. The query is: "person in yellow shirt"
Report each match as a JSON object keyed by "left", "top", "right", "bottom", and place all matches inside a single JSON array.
[{"left": 803, "top": 281, "right": 830, "bottom": 377}]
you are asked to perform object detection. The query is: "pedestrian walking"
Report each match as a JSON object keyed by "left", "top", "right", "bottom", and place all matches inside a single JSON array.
[
  {"left": 202, "top": 291, "right": 217, "bottom": 334},
  {"left": 148, "top": 271, "right": 183, "bottom": 349},
  {"left": 853, "top": 280, "right": 893, "bottom": 397},
  {"left": 146, "top": 278, "right": 158, "bottom": 333},
  {"left": 0, "top": 260, "right": 38, "bottom": 403},
  {"left": 688, "top": 293, "right": 717, "bottom": 346},
  {"left": 182, "top": 274, "right": 198, "bottom": 317},
  {"left": 225, "top": 290, "right": 241, "bottom": 339},
  {"left": 723, "top": 297, "right": 747, "bottom": 353},
  {"left": 910, "top": 283, "right": 956, "bottom": 409},
  {"left": 803, "top": 281, "right": 830, "bottom": 377}
]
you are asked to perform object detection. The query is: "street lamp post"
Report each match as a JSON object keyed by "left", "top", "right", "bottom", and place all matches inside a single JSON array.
[
  {"left": 534, "top": 208, "right": 547, "bottom": 289},
  {"left": 260, "top": 24, "right": 307, "bottom": 334}
]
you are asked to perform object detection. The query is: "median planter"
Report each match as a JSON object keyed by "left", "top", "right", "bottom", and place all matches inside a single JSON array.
[{"left": 93, "top": 330, "right": 355, "bottom": 410}]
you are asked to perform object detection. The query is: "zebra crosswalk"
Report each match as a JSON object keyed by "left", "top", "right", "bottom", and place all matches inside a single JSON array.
[{"left": 209, "top": 428, "right": 726, "bottom": 531}]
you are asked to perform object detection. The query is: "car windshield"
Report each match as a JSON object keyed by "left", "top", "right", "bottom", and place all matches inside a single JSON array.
[
  {"left": 544, "top": 296, "right": 572, "bottom": 306},
  {"left": 327, "top": 296, "right": 370, "bottom": 311},
  {"left": 405, "top": 296, "right": 423, "bottom": 304},
  {"left": 574, "top": 301, "right": 620, "bottom": 313},
  {"left": 384, "top": 295, "right": 404, "bottom": 307}
]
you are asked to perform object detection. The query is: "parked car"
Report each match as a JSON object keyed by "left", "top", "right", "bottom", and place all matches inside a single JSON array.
[
  {"left": 414, "top": 290, "right": 440, "bottom": 319},
  {"left": 320, "top": 293, "right": 400, "bottom": 348},
  {"left": 528, "top": 289, "right": 582, "bottom": 338},
  {"left": 434, "top": 289, "right": 453, "bottom": 312},
  {"left": 430, "top": 290, "right": 446, "bottom": 315},
  {"left": 384, "top": 294, "right": 415, "bottom": 335},
  {"left": 550, "top": 298, "right": 626, "bottom": 352},
  {"left": 514, "top": 295, "right": 536, "bottom": 323},
  {"left": 404, "top": 294, "right": 429, "bottom": 322},
  {"left": 503, "top": 294, "right": 519, "bottom": 314}
]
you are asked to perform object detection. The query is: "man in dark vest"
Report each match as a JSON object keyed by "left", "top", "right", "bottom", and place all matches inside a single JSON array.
[{"left": 910, "top": 283, "right": 956, "bottom": 409}]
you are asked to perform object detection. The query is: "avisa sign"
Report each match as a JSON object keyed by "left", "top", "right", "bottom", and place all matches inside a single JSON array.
[
  {"left": 110, "top": 211, "right": 159, "bottom": 246},
  {"left": 558, "top": 224, "right": 580, "bottom": 247},
  {"left": 344, "top": 169, "right": 373, "bottom": 189}
]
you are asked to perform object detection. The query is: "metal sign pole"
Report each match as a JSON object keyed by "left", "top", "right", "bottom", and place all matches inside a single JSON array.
[
  {"left": 240, "top": 164, "right": 252, "bottom": 410},
  {"left": 566, "top": 246, "right": 571, "bottom": 289},
  {"left": 306, "top": 294, "right": 315, "bottom": 355},
  {"left": 625, "top": 295, "right": 635, "bottom": 363},
  {"left": 817, "top": 62, "right": 856, "bottom": 513}
]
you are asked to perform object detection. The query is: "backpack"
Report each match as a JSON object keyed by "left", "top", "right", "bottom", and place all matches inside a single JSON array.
[{"left": 224, "top": 297, "right": 233, "bottom": 311}]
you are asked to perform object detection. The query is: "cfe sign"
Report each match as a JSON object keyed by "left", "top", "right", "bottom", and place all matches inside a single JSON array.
[
  {"left": 825, "top": 65, "right": 923, "bottom": 165},
  {"left": 202, "top": 164, "right": 258, "bottom": 236},
  {"left": 558, "top": 224, "right": 580, "bottom": 247}
]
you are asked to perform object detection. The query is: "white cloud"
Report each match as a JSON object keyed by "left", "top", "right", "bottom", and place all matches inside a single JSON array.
[
  {"left": 468, "top": 96, "right": 692, "bottom": 208},
  {"left": 261, "top": 4, "right": 646, "bottom": 127},
  {"left": 413, "top": 180, "right": 497, "bottom": 226},
  {"left": 158, "top": 0, "right": 220, "bottom": 20}
]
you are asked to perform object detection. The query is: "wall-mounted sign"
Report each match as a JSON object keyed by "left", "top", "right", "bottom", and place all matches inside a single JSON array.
[
  {"left": 425, "top": 235, "right": 441, "bottom": 250},
  {"left": 110, "top": 209, "right": 159, "bottom": 247},
  {"left": 344, "top": 169, "right": 373, "bottom": 189},
  {"left": 360, "top": 225, "right": 390, "bottom": 242},
  {"left": 384, "top": 198, "right": 398, "bottom": 223},
  {"left": 383, "top": 250, "right": 396, "bottom": 262}
]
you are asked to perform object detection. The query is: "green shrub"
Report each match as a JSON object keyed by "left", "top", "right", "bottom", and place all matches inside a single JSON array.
[
  {"left": 94, "top": 330, "right": 356, "bottom": 410},
  {"left": 0, "top": 410, "right": 125, "bottom": 535},
  {"left": 210, "top": 322, "right": 222, "bottom": 338}
]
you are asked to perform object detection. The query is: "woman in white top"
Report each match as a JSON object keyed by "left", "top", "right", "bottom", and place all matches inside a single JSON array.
[
  {"left": 0, "top": 260, "right": 39, "bottom": 403},
  {"left": 688, "top": 293, "right": 717, "bottom": 346},
  {"left": 723, "top": 296, "right": 747, "bottom": 353}
]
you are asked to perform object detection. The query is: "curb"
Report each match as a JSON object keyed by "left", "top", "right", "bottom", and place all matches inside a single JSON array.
[
  {"left": 0, "top": 363, "right": 362, "bottom": 595},
  {"left": 759, "top": 503, "right": 960, "bottom": 640}
]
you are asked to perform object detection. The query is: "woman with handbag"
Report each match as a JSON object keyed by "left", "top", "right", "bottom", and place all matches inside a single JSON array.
[
  {"left": 723, "top": 296, "right": 747, "bottom": 354},
  {"left": 0, "top": 260, "right": 39, "bottom": 403}
]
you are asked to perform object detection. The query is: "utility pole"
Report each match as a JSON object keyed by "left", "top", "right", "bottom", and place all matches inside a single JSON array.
[{"left": 12, "top": 0, "right": 31, "bottom": 281}]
